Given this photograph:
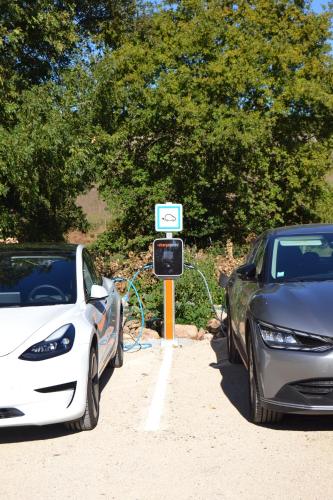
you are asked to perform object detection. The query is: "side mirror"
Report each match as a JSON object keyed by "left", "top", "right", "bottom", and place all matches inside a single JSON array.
[
  {"left": 102, "top": 277, "right": 114, "bottom": 292},
  {"left": 219, "top": 272, "right": 229, "bottom": 288},
  {"left": 236, "top": 263, "right": 256, "bottom": 280},
  {"left": 89, "top": 284, "right": 109, "bottom": 301}
]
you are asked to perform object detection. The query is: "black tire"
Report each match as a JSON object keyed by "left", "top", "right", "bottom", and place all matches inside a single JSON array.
[
  {"left": 247, "top": 334, "right": 282, "bottom": 425},
  {"left": 109, "top": 309, "right": 124, "bottom": 369},
  {"left": 65, "top": 346, "right": 99, "bottom": 432},
  {"left": 114, "top": 315, "right": 124, "bottom": 368},
  {"left": 227, "top": 307, "right": 242, "bottom": 364}
]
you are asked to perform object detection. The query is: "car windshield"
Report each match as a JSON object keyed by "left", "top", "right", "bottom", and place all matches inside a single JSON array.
[
  {"left": 271, "top": 234, "right": 333, "bottom": 282},
  {"left": 0, "top": 251, "right": 77, "bottom": 307}
]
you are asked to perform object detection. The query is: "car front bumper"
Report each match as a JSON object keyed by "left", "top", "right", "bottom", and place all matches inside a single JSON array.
[
  {"left": 252, "top": 321, "right": 333, "bottom": 414},
  {"left": 0, "top": 346, "right": 89, "bottom": 427}
]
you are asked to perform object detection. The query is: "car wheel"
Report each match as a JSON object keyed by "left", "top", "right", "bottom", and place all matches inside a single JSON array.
[
  {"left": 227, "top": 307, "right": 242, "bottom": 364},
  {"left": 65, "top": 346, "right": 100, "bottom": 432},
  {"left": 114, "top": 313, "right": 124, "bottom": 368},
  {"left": 247, "top": 334, "right": 282, "bottom": 425},
  {"left": 109, "top": 310, "right": 124, "bottom": 369}
]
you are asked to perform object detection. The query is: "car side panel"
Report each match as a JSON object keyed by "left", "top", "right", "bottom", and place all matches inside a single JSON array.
[
  {"left": 102, "top": 277, "right": 120, "bottom": 364},
  {"left": 228, "top": 273, "right": 257, "bottom": 360},
  {"left": 85, "top": 297, "right": 115, "bottom": 370}
]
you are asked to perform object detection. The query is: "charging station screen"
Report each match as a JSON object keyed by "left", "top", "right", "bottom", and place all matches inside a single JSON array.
[{"left": 153, "top": 239, "right": 183, "bottom": 278}]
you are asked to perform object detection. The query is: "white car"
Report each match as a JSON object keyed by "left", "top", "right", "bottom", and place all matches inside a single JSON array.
[{"left": 0, "top": 244, "right": 123, "bottom": 430}]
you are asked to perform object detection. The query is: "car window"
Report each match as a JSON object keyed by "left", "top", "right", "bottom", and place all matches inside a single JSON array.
[
  {"left": 271, "top": 234, "right": 333, "bottom": 281},
  {"left": 0, "top": 251, "right": 77, "bottom": 307},
  {"left": 253, "top": 239, "right": 266, "bottom": 277},
  {"left": 82, "top": 250, "right": 101, "bottom": 298},
  {"left": 83, "top": 261, "right": 94, "bottom": 298},
  {"left": 247, "top": 240, "right": 260, "bottom": 264}
]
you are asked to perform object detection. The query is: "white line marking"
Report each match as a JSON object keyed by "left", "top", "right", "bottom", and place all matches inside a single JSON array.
[{"left": 144, "top": 342, "right": 173, "bottom": 431}]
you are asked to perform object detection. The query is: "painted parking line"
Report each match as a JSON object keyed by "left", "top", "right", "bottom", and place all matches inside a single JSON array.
[{"left": 144, "top": 342, "right": 173, "bottom": 431}]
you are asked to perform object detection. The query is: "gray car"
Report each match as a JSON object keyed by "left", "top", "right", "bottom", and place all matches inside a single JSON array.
[{"left": 223, "top": 224, "right": 333, "bottom": 424}]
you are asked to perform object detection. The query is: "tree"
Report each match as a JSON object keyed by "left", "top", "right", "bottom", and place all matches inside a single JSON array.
[
  {"left": 0, "top": 68, "right": 97, "bottom": 240},
  {"left": 0, "top": 0, "right": 145, "bottom": 125},
  {"left": 0, "top": 0, "right": 140, "bottom": 240},
  {"left": 89, "top": 0, "right": 333, "bottom": 251}
]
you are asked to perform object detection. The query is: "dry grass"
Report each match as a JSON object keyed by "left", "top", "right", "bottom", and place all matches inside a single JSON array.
[{"left": 67, "top": 187, "right": 112, "bottom": 244}]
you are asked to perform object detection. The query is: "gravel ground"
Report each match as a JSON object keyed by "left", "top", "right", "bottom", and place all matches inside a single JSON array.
[{"left": 1, "top": 338, "right": 333, "bottom": 499}]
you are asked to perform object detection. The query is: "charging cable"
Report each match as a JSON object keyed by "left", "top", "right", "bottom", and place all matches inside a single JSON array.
[
  {"left": 113, "top": 264, "right": 153, "bottom": 352},
  {"left": 184, "top": 262, "right": 226, "bottom": 333},
  {"left": 114, "top": 260, "right": 225, "bottom": 351}
]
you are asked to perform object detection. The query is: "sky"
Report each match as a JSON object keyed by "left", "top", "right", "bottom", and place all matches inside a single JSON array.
[
  {"left": 312, "top": 0, "right": 330, "bottom": 12},
  {"left": 311, "top": 0, "right": 332, "bottom": 47}
]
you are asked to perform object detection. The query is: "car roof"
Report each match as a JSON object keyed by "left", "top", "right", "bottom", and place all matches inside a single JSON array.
[
  {"left": 264, "top": 224, "right": 333, "bottom": 239},
  {"left": 0, "top": 243, "right": 78, "bottom": 255}
]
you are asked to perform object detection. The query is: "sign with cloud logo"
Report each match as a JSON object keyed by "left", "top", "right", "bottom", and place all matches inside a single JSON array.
[{"left": 155, "top": 203, "right": 183, "bottom": 232}]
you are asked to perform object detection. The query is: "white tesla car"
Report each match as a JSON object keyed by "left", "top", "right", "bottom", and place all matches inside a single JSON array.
[{"left": 0, "top": 244, "right": 123, "bottom": 431}]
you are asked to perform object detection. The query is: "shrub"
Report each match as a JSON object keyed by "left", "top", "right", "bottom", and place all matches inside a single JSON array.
[{"left": 93, "top": 245, "right": 226, "bottom": 330}]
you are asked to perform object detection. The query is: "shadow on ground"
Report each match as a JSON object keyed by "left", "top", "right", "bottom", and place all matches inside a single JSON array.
[
  {"left": 210, "top": 337, "right": 333, "bottom": 432},
  {"left": 0, "top": 365, "right": 115, "bottom": 444}
]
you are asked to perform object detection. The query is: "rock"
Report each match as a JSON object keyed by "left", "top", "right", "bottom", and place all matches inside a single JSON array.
[
  {"left": 204, "top": 333, "right": 214, "bottom": 341},
  {"left": 198, "top": 328, "right": 206, "bottom": 341},
  {"left": 141, "top": 328, "right": 160, "bottom": 340},
  {"left": 0, "top": 238, "right": 18, "bottom": 244},
  {"left": 175, "top": 324, "right": 199, "bottom": 340},
  {"left": 207, "top": 318, "right": 221, "bottom": 333},
  {"left": 125, "top": 319, "right": 141, "bottom": 331}
]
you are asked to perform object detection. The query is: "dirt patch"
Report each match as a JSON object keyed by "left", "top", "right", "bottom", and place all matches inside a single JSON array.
[{"left": 67, "top": 187, "right": 112, "bottom": 244}]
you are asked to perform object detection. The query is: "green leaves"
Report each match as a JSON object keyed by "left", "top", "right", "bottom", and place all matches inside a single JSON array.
[
  {"left": 0, "top": 72, "right": 96, "bottom": 240},
  {"left": 1, "top": 1, "right": 333, "bottom": 245},
  {"left": 88, "top": 0, "right": 333, "bottom": 251}
]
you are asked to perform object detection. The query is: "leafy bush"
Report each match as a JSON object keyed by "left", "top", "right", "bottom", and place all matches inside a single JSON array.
[
  {"left": 89, "top": 1, "right": 333, "bottom": 252},
  {"left": 94, "top": 246, "right": 225, "bottom": 330},
  {"left": 175, "top": 249, "right": 224, "bottom": 328}
]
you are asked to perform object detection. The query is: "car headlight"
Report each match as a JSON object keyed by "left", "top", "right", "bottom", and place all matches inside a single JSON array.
[
  {"left": 258, "top": 322, "right": 333, "bottom": 352},
  {"left": 19, "top": 324, "right": 75, "bottom": 361}
]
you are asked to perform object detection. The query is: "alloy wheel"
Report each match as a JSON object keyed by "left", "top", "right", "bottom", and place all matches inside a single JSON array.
[{"left": 90, "top": 351, "right": 99, "bottom": 418}]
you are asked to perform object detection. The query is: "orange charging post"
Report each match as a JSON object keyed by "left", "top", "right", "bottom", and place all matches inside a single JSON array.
[
  {"left": 154, "top": 203, "right": 184, "bottom": 344},
  {"left": 163, "top": 279, "right": 175, "bottom": 340}
]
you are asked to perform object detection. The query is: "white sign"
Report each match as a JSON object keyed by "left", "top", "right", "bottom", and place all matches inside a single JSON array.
[{"left": 155, "top": 203, "right": 183, "bottom": 232}]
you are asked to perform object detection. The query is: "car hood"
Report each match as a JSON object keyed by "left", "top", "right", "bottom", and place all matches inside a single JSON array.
[
  {"left": 250, "top": 281, "right": 333, "bottom": 338},
  {"left": 0, "top": 304, "right": 75, "bottom": 356}
]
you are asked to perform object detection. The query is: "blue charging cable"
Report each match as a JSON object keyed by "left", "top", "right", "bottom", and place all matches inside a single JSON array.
[
  {"left": 113, "top": 260, "right": 224, "bottom": 350},
  {"left": 113, "top": 263, "right": 153, "bottom": 352}
]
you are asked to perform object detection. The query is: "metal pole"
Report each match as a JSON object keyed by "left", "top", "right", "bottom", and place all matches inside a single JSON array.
[
  {"left": 163, "top": 231, "right": 175, "bottom": 341},
  {"left": 163, "top": 279, "right": 175, "bottom": 340}
]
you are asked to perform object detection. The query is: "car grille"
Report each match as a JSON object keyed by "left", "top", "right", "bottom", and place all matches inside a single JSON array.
[{"left": 292, "top": 380, "right": 333, "bottom": 396}]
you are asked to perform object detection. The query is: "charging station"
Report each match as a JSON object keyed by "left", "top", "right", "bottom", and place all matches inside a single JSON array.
[
  {"left": 153, "top": 238, "right": 184, "bottom": 279},
  {"left": 114, "top": 201, "right": 218, "bottom": 349},
  {"left": 154, "top": 203, "right": 183, "bottom": 342}
]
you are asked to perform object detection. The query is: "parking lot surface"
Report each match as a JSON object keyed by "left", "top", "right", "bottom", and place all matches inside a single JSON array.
[{"left": 1, "top": 338, "right": 333, "bottom": 499}]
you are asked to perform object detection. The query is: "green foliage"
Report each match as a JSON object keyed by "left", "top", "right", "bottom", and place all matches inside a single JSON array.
[
  {"left": 1, "top": 0, "right": 333, "bottom": 247},
  {"left": 0, "top": 0, "right": 141, "bottom": 240},
  {"left": 74, "top": 0, "right": 146, "bottom": 50},
  {"left": 175, "top": 250, "right": 224, "bottom": 328},
  {"left": 0, "top": 0, "right": 77, "bottom": 125},
  {"left": 0, "top": 68, "right": 97, "bottom": 240},
  {"left": 89, "top": 0, "right": 333, "bottom": 251},
  {"left": 132, "top": 248, "right": 224, "bottom": 329},
  {"left": 0, "top": 0, "right": 141, "bottom": 121}
]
